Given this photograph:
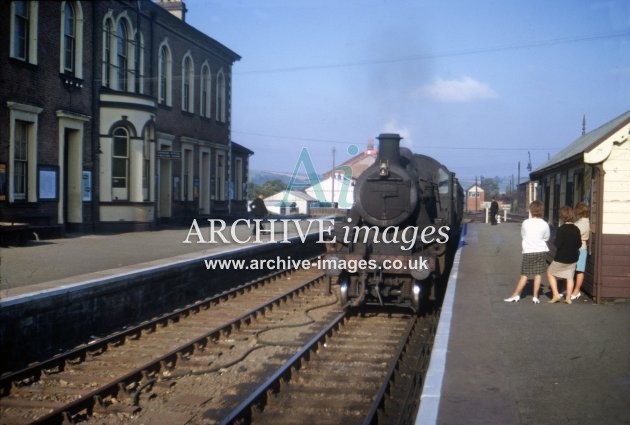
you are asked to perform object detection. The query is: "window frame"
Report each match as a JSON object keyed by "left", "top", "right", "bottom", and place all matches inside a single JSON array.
[
  {"left": 112, "top": 126, "right": 130, "bottom": 200},
  {"left": 158, "top": 42, "right": 172, "bottom": 105},
  {"left": 216, "top": 71, "right": 226, "bottom": 122},
  {"left": 200, "top": 63, "right": 211, "bottom": 118},
  {"left": 181, "top": 54, "right": 194, "bottom": 113},
  {"left": 7, "top": 102, "right": 42, "bottom": 203},
  {"left": 10, "top": 0, "right": 38, "bottom": 64},
  {"left": 59, "top": 1, "right": 83, "bottom": 78}
]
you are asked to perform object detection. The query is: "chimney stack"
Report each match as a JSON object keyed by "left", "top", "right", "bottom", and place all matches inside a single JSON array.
[{"left": 156, "top": 0, "right": 187, "bottom": 21}]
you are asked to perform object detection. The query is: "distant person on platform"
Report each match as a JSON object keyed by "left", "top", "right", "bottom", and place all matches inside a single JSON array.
[
  {"left": 249, "top": 193, "right": 268, "bottom": 235},
  {"left": 504, "top": 200, "right": 550, "bottom": 304},
  {"left": 570, "top": 202, "right": 590, "bottom": 301},
  {"left": 490, "top": 197, "right": 499, "bottom": 225}
]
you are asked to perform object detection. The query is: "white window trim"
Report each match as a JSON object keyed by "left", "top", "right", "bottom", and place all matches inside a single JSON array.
[
  {"left": 181, "top": 144, "right": 194, "bottom": 201},
  {"left": 158, "top": 40, "right": 172, "bottom": 106},
  {"left": 58, "top": 1, "right": 83, "bottom": 79},
  {"left": 10, "top": 0, "right": 38, "bottom": 64},
  {"left": 216, "top": 70, "right": 226, "bottom": 122},
  {"left": 199, "top": 62, "right": 211, "bottom": 118},
  {"left": 215, "top": 150, "right": 226, "bottom": 200},
  {"left": 7, "top": 102, "right": 43, "bottom": 203},
  {"left": 181, "top": 53, "right": 195, "bottom": 113},
  {"left": 113, "top": 14, "right": 135, "bottom": 92}
]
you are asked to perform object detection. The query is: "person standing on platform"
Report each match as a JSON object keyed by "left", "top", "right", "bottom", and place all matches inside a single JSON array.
[
  {"left": 249, "top": 193, "right": 268, "bottom": 235},
  {"left": 547, "top": 206, "right": 582, "bottom": 304},
  {"left": 504, "top": 200, "right": 550, "bottom": 304},
  {"left": 490, "top": 197, "right": 499, "bottom": 225},
  {"left": 570, "top": 202, "right": 590, "bottom": 301}
]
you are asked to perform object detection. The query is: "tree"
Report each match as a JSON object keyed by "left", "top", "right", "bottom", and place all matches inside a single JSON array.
[
  {"left": 480, "top": 176, "right": 500, "bottom": 199},
  {"left": 247, "top": 179, "right": 287, "bottom": 199}
]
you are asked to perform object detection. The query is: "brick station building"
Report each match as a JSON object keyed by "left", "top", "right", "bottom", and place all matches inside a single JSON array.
[{"left": 0, "top": 0, "right": 251, "bottom": 235}]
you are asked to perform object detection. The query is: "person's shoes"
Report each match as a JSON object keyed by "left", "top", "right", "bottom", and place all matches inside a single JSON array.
[
  {"left": 570, "top": 292, "right": 582, "bottom": 301},
  {"left": 504, "top": 295, "right": 520, "bottom": 302},
  {"left": 564, "top": 299, "right": 572, "bottom": 305},
  {"left": 547, "top": 296, "right": 562, "bottom": 304},
  {"left": 532, "top": 297, "right": 540, "bottom": 304}
]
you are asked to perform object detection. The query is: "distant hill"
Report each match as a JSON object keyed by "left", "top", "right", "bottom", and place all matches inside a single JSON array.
[{"left": 249, "top": 170, "right": 320, "bottom": 186}]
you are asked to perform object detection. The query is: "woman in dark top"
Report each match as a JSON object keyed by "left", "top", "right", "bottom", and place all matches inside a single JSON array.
[{"left": 547, "top": 206, "right": 581, "bottom": 304}]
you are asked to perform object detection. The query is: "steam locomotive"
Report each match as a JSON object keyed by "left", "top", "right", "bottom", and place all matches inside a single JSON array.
[{"left": 324, "top": 133, "right": 464, "bottom": 313}]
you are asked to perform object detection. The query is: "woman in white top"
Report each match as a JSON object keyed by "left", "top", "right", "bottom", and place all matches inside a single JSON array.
[
  {"left": 571, "top": 202, "right": 590, "bottom": 300},
  {"left": 504, "top": 200, "right": 550, "bottom": 303}
]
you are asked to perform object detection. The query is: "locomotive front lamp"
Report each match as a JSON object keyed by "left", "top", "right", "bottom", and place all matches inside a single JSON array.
[{"left": 379, "top": 160, "right": 390, "bottom": 177}]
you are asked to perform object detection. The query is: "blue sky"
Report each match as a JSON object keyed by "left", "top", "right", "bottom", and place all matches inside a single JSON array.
[{"left": 185, "top": 0, "right": 630, "bottom": 186}]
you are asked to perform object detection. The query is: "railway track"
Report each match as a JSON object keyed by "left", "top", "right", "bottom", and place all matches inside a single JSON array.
[
  {"left": 220, "top": 310, "right": 438, "bottom": 425},
  {"left": 0, "top": 264, "right": 339, "bottom": 425},
  {"left": 1, "top": 263, "right": 441, "bottom": 425}
]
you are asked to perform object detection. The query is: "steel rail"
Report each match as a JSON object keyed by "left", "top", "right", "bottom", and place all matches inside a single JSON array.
[
  {"left": 2, "top": 269, "right": 324, "bottom": 424},
  {"left": 362, "top": 315, "right": 418, "bottom": 425},
  {"left": 218, "top": 311, "right": 348, "bottom": 425},
  {"left": 0, "top": 265, "right": 303, "bottom": 394}
]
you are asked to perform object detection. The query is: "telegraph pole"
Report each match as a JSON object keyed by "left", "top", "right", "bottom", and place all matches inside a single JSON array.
[{"left": 331, "top": 147, "right": 336, "bottom": 207}]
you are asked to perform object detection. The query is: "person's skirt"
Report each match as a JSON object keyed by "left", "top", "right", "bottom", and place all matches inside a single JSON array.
[
  {"left": 547, "top": 260, "right": 576, "bottom": 280},
  {"left": 521, "top": 252, "right": 548, "bottom": 277}
]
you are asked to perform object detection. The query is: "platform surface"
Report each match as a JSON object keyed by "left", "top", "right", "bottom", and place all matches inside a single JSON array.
[
  {"left": 427, "top": 222, "right": 630, "bottom": 425},
  {"left": 0, "top": 221, "right": 325, "bottom": 299}
]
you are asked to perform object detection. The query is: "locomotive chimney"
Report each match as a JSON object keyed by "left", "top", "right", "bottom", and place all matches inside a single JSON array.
[{"left": 377, "top": 133, "right": 401, "bottom": 164}]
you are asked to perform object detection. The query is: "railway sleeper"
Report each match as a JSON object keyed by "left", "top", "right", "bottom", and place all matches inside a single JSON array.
[
  {"left": 276, "top": 388, "right": 374, "bottom": 404},
  {"left": 93, "top": 395, "right": 140, "bottom": 417},
  {"left": 255, "top": 403, "right": 369, "bottom": 423},
  {"left": 294, "top": 368, "right": 384, "bottom": 382}
]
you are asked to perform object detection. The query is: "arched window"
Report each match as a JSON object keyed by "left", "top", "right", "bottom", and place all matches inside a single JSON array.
[
  {"left": 59, "top": 1, "right": 83, "bottom": 78},
  {"left": 62, "top": 2, "right": 75, "bottom": 73},
  {"left": 200, "top": 64, "right": 211, "bottom": 118},
  {"left": 137, "top": 32, "right": 145, "bottom": 94},
  {"left": 112, "top": 127, "right": 129, "bottom": 200},
  {"left": 216, "top": 71, "right": 226, "bottom": 122},
  {"left": 11, "top": 1, "right": 38, "bottom": 63},
  {"left": 182, "top": 55, "right": 194, "bottom": 112},
  {"left": 158, "top": 43, "right": 172, "bottom": 105},
  {"left": 116, "top": 20, "right": 128, "bottom": 91},
  {"left": 102, "top": 18, "right": 113, "bottom": 87}
]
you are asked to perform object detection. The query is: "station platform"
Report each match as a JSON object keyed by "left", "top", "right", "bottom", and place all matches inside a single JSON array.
[
  {"left": 419, "top": 222, "right": 630, "bottom": 425},
  {"left": 0, "top": 220, "right": 327, "bottom": 299}
]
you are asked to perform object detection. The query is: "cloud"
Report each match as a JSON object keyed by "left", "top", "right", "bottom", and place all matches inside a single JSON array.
[{"left": 418, "top": 76, "right": 498, "bottom": 103}]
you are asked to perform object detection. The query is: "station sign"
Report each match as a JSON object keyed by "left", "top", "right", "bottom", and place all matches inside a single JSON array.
[{"left": 157, "top": 150, "right": 182, "bottom": 159}]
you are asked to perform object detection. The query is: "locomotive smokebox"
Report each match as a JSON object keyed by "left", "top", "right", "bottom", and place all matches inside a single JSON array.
[{"left": 377, "top": 133, "right": 402, "bottom": 164}]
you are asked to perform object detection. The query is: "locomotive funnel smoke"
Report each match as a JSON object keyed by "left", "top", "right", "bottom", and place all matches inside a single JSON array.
[{"left": 377, "top": 133, "right": 402, "bottom": 164}]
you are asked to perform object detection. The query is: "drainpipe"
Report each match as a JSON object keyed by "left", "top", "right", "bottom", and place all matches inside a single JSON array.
[{"left": 91, "top": 1, "right": 100, "bottom": 232}]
